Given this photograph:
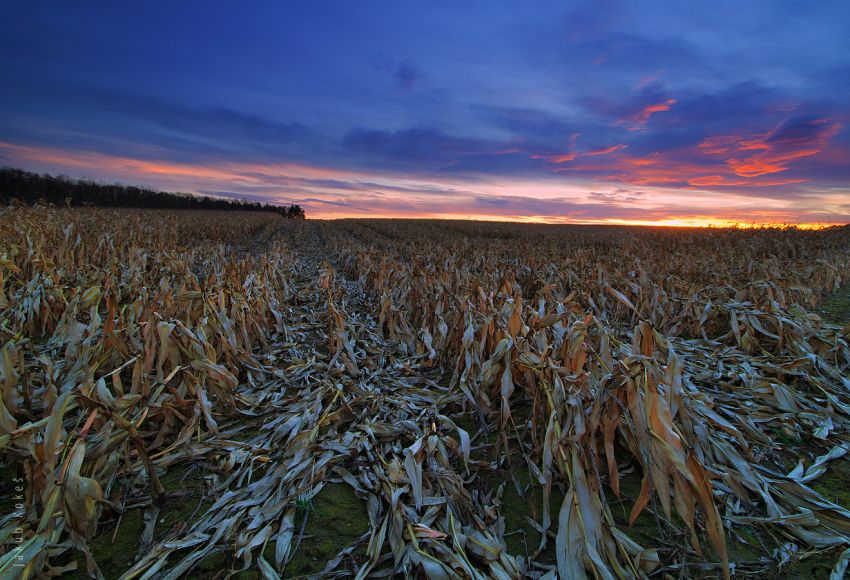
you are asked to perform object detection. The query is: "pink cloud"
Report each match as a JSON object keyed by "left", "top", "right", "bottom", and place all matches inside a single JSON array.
[
  {"left": 586, "top": 144, "right": 627, "bottom": 156},
  {"left": 532, "top": 139, "right": 625, "bottom": 165},
  {"left": 619, "top": 98, "right": 676, "bottom": 130},
  {"left": 698, "top": 118, "right": 841, "bottom": 177}
]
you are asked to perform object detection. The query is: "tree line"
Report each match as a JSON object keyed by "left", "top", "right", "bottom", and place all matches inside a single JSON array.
[{"left": 0, "top": 167, "right": 306, "bottom": 218}]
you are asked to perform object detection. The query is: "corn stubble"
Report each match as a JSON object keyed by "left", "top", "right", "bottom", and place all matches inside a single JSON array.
[{"left": 1, "top": 208, "right": 849, "bottom": 578}]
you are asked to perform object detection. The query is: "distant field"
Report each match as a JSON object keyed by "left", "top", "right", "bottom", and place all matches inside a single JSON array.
[{"left": 1, "top": 208, "right": 850, "bottom": 579}]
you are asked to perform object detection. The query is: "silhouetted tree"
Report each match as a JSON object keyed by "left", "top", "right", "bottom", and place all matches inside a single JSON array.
[
  {"left": 0, "top": 167, "right": 306, "bottom": 217},
  {"left": 286, "top": 204, "right": 306, "bottom": 219}
]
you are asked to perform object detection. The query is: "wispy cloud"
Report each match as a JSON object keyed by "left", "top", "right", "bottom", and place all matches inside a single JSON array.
[
  {"left": 621, "top": 98, "right": 676, "bottom": 129},
  {"left": 702, "top": 117, "right": 841, "bottom": 177}
]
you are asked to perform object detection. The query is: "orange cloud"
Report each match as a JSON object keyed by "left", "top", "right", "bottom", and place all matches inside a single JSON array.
[
  {"left": 531, "top": 132, "right": 582, "bottom": 164},
  {"left": 698, "top": 135, "right": 769, "bottom": 155},
  {"left": 0, "top": 142, "right": 372, "bottom": 184},
  {"left": 561, "top": 148, "right": 807, "bottom": 189},
  {"left": 687, "top": 175, "right": 805, "bottom": 187},
  {"left": 531, "top": 152, "right": 577, "bottom": 163},
  {"left": 533, "top": 143, "right": 625, "bottom": 164},
  {"left": 619, "top": 98, "right": 676, "bottom": 129},
  {"left": 698, "top": 118, "right": 841, "bottom": 177},
  {"left": 638, "top": 99, "right": 676, "bottom": 121},
  {"left": 586, "top": 144, "right": 627, "bottom": 156},
  {"left": 635, "top": 70, "right": 665, "bottom": 90},
  {"left": 554, "top": 117, "right": 841, "bottom": 189}
]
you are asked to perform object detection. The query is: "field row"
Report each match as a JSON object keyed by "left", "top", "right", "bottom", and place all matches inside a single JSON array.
[{"left": 1, "top": 208, "right": 849, "bottom": 578}]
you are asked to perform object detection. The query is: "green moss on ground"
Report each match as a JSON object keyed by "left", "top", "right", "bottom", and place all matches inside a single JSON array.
[
  {"left": 812, "top": 459, "right": 850, "bottom": 507},
  {"left": 60, "top": 470, "right": 366, "bottom": 578},
  {"left": 84, "top": 508, "right": 145, "bottom": 576},
  {"left": 775, "top": 460, "right": 850, "bottom": 579},
  {"left": 726, "top": 525, "right": 765, "bottom": 563},
  {"left": 195, "top": 550, "right": 228, "bottom": 575},
  {"left": 820, "top": 284, "right": 850, "bottom": 325},
  {"left": 605, "top": 467, "right": 665, "bottom": 550},
  {"left": 455, "top": 405, "right": 559, "bottom": 562},
  {"left": 66, "top": 463, "right": 211, "bottom": 579},
  {"left": 282, "top": 482, "right": 369, "bottom": 577},
  {"left": 777, "top": 549, "right": 843, "bottom": 580},
  {"left": 497, "top": 466, "right": 562, "bottom": 562}
]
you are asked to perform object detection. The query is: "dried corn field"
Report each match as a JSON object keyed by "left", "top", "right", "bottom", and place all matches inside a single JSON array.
[{"left": 1, "top": 207, "right": 850, "bottom": 579}]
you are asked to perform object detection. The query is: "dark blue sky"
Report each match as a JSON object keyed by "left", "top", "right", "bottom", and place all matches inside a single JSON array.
[{"left": 1, "top": 1, "right": 848, "bottom": 224}]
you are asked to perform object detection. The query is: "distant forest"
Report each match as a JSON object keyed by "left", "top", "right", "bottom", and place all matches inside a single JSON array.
[{"left": 0, "top": 167, "right": 306, "bottom": 218}]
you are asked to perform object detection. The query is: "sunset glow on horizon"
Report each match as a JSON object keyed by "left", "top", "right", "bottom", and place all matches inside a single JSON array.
[{"left": 1, "top": 2, "right": 848, "bottom": 226}]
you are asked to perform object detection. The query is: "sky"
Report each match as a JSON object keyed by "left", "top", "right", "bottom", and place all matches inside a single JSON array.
[{"left": 1, "top": 1, "right": 849, "bottom": 226}]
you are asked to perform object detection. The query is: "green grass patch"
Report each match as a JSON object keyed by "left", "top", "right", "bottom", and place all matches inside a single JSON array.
[
  {"left": 282, "top": 482, "right": 369, "bottom": 577},
  {"left": 820, "top": 285, "right": 850, "bottom": 325}
]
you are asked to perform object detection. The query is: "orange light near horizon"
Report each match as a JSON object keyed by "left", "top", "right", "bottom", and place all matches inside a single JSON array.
[
  {"left": 1, "top": 140, "right": 847, "bottom": 229},
  {"left": 307, "top": 210, "right": 840, "bottom": 229},
  {"left": 583, "top": 217, "right": 836, "bottom": 229}
]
